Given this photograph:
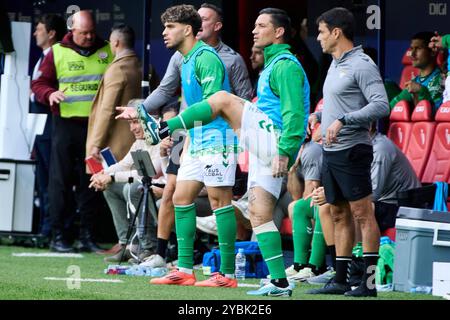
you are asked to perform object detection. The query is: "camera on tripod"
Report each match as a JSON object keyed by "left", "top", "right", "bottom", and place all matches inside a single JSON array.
[{"left": 118, "top": 150, "right": 159, "bottom": 264}]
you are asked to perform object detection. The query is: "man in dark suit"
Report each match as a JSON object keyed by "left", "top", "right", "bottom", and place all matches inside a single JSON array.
[{"left": 30, "top": 14, "right": 66, "bottom": 241}]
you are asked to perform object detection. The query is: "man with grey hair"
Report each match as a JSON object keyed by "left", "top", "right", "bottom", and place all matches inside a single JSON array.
[
  {"left": 90, "top": 100, "right": 169, "bottom": 263},
  {"left": 32, "top": 10, "right": 113, "bottom": 253}
]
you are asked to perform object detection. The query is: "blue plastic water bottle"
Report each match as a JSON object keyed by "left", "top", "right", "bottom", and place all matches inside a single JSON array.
[
  {"left": 235, "top": 248, "right": 246, "bottom": 281},
  {"left": 410, "top": 286, "right": 432, "bottom": 294}
]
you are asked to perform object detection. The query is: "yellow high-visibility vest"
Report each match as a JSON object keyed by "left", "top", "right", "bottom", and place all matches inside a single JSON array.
[{"left": 53, "top": 42, "right": 113, "bottom": 118}]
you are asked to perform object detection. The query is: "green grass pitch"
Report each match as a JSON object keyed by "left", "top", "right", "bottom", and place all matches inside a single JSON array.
[{"left": 0, "top": 245, "right": 442, "bottom": 300}]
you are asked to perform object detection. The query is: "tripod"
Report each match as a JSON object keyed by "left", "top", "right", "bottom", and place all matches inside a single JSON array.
[{"left": 118, "top": 152, "right": 158, "bottom": 265}]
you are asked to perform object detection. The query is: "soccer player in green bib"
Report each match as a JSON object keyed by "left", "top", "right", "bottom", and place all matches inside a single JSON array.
[
  {"left": 148, "top": 5, "right": 239, "bottom": 288},
  {"left": 138, "top": 8, "right": 310, "bottom": 297}
]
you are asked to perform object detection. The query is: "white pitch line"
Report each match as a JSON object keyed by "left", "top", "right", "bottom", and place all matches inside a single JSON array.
[
  {"left": 44, "top": 277, "right": 123, "bottom": 283},
  {"left": 237, "top": 283, "right": 260, "bottom": 288},
  {"left": 13, "top": 253, "right": 84, "bottom": 258}
]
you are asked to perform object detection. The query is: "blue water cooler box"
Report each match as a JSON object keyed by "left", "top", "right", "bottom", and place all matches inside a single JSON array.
[{"left": 393, "top": 207, "right": 450, "bottom": 293}]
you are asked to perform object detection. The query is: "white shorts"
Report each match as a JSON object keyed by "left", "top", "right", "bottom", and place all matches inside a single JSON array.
[
  {"left": 177, "top": 149, "right": 237, "bottom": 187},
  {"left": 240, "top": 102, "right": 283, "bottom": 198}
]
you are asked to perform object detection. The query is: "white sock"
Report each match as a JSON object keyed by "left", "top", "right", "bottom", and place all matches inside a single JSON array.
[{"left": 179, "top": 267, "right": 193, "bottom": 275}]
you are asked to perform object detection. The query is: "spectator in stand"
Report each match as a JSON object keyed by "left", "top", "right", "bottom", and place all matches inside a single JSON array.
[
  {"left": 429, "top": 32, "right": 450, "bottom": 103},
  {"left": 390, "top": 32, "right": 444, "bottom": 113}
]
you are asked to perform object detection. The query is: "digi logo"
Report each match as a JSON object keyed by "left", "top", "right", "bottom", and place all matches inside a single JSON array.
[{"left": 429, "top": 3, "right": 447, "bottom": 16}]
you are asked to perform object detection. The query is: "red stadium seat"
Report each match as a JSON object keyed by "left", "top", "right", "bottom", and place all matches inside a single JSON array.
[
  {"left": 401, "top": 48, "right": 414, "bottom": 65},
  {"left": 411, "top": 100, "right": 434, "bottom": 122},
  {"left": 387, "top": 124, "right": 410, "bottom": 153},
  {"left": 315, "top": 98, "right": 324, "bottom": 112},
  {"left": 387, "top": 100, "right": 412, "bottom": 152},
  {"left": 435, "top": 101, "right": 450, "bottom": 121},
  {"left": 280, "top": 217, "right": 292, "bottom": 236},
  {"left": 421, "top": 102, "right": 450, "bottom": 183},
  {"left": 405, "top": 100, "right": 436, "bottom": 180},
  {"left": 390, "top": 100, "right": 412, "bottom": 122}
]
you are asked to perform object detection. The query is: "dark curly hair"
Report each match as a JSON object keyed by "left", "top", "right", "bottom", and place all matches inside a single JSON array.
[{"left": 161, "top": 5, "right": 202, "bottom": 36}]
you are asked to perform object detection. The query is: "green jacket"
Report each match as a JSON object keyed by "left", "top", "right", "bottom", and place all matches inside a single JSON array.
[{"left": 264, "top": 44, "right": 307, "bottom": 165}]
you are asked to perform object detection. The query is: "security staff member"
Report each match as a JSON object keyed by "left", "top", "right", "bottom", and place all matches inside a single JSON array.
[{"left": 32, "top": 11, "right": 113, "bottom": 253}]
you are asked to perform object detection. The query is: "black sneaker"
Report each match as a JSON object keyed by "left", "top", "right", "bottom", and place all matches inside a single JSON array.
[
  {"left": 50, "top": 239, "right": 74, "bottom": 253},
  {"left": 348, "top": 258, "right": 364, "bottom": 287},
  {"left": 344, "top": 284, "right": 377, "bottom": 297},
  {"left": 78, "top": 239, "right": 104, "bottom": 253},
  {"left": 306, "top": 279, "right": 351, "bottom": 295}
]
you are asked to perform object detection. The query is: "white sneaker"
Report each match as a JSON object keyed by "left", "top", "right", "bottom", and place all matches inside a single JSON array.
[
  {"left": 259, "top": 278, "right": 296, "bottom": 288},
  {"left": 232, "top": 192, "right": 249, "bottom": 219},
  {"left": 196, "top": 215, "right": 218, "bottom": 236},
  {"left": 247, "top": 281, "right": 294, "bottom": 297},
  {"left": 307, "top": 269, "right": 335, "bottom": 285},
  {"left": 285, "top": 265, "right": 298, "bottom": 277},
  {"left": 288, "top": 267, "right": 316, "bottom": 282},
  {"left": 266, "top": 265, "right": 297, "bottom": 279},
  {"left": 139, "top": 254, "right": 166, "bottom": 268}
]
